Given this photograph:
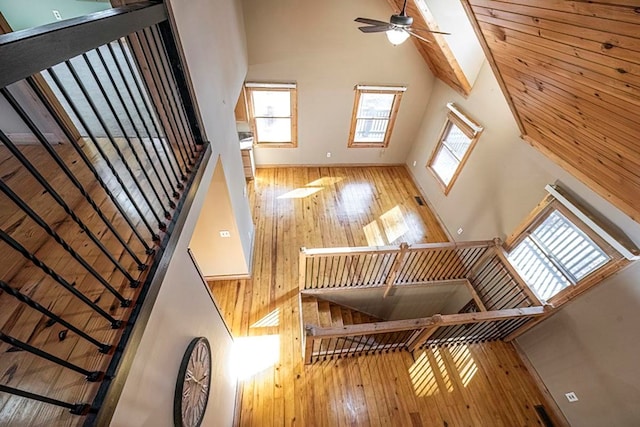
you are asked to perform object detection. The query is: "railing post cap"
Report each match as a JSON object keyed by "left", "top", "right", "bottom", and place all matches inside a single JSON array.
[{"left": 493, "top": 237, "right": 503, "bottom": 246}]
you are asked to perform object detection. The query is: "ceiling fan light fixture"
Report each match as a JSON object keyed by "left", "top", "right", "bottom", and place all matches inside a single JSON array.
[{"left": 386, "top": 28, "right": 410, "bottom": 45}]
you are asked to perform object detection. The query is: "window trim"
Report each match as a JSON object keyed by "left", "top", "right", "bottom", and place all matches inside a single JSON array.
[
  {"left": 427, "top": 104, "right": 483, "bottom": 195},
  {"left": 505, "top": 195, "right": 625, "bottom": 305},
  {"left": 347, "top": 85, "right": 405, "bottom": 148},
  {"left": 245, "top": 82, "right": 298, "bottom": 148}
]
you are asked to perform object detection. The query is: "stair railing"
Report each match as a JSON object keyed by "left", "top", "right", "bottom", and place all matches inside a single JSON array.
[
  {"left": 304, "top": 306, "right": 548, "bottom": 364},
  {"left": 0, "top": 2, "right": 208, "bottom": 423}
]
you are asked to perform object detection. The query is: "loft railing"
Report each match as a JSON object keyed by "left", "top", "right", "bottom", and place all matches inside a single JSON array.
[
  {"left": 304, "top": 307, "right": 547, "bottom": 364},
  {"left": 300, "top": 240, "right": 550, "bottom": 363},
  {"left": 0, "top": 2, "right": 207, "bottom": 424}
]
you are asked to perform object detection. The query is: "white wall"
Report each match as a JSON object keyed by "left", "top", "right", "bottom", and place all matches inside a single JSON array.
[
  {"left": 190, "top": 157, "right": 249, "bottom": 277},
  {"left": 168, "top": 0, "right": 254, "bottom": 272},
  {"left": 242, "top": 0, "right": 435, "bottom": 166},
  {"left": 405, "top": 53, "right": 640, "bottom": 426},
  {"left": 110, "top": 0, "right": 253, "bottom": 424}
]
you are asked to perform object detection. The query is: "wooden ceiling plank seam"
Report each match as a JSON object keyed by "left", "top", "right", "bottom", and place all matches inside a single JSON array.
[
  {"left": 508, "top": 0, "right": 640, "bottom": 25},
  {"left": 485, "top": 33, "right": 640, "bottom": 107},
  {"left": 476, "top": 12, "right": 640, "bottom": 66},
  {"left": 503, "top": 75, "right": 640, "bottom": 158},
  {"left": 521, "top": 127, "right": 640, "bottom": 223},
  {"left": 508, "top": 88, "right": 640, "bottom": 176},
  {"left": 480, "top": 25, "right": 640, "bottom": 91},
  {"left": 499, "top": 64, "right": 640, "bottom": 141},
  {"left": 519, "top": 121, "right": 640, "bottom": 210},
  {"left": 490, "top": 47, "right": 640, "bottom": 112},
  {"left": 518, "top": 116, "right": 640, "bottom": 199},
  {"left": 469, "top": 0, "right": 640, "bottom": 39},
  {"left": 460, "top": 0, "right": 526, "bottom": 134},
  {"left": 472, "top": 5, "right": 640, "bottom": 54},
  {"left": 478, "top": 21, "right": 640, "bottom": 81}
]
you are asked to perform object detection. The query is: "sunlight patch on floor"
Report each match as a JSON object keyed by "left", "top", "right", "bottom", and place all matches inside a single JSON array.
[
  {"left": 277, "top": 187, "right": 323, "bottom": 199},
  {"left": 231, "top": 335, "right": 280, "bottom": 381},
  {"left": 363, "top": 220, "right": 386, "bottom": 246},
  {"left": 250, "top": 308, "right": 280, "bottom": 328},
  {"left": 451, "top": 344, "right": 478, "bottom": 387},
  {"left": 409, "top": 351, "right": 439, "bottom": 397},
  {"left": 380, "top": 205, "right": 408, "bottom": 243},
  {"left": 305, "top": 177, "right": 343, "bottom": 186}
]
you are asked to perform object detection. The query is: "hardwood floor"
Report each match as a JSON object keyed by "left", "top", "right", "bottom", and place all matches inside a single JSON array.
[
  {"left": 210, "top": 166, "right": 557, "bottom": 426},
  {"left": 0, "top": 137, "right": 187, "bottom": 426}
]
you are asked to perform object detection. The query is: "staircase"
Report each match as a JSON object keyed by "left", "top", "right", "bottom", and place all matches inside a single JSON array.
[
  {"left": 299, "top": 240, "right": 551, "bottom": 364},
  {"left": 301, "top": 295, "right": 381, "bottom": 329}
]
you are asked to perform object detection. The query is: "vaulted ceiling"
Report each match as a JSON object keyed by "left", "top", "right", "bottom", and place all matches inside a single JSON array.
[{"left": 461, "top": 0, "right": 640, "bottom": 223}]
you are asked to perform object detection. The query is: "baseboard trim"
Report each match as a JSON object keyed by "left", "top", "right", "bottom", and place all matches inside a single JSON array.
[
  {"left": 205, "top": 273, "right": 251, "bottom": 281},
  {"left": 512, "top": 341, "right": 571, "bottom": 427},
  {"left": 255, "top": 163, "right": 406, "bottom": 168}
]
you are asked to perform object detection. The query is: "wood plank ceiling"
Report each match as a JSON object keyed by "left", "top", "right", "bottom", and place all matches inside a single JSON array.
[
  {"left": 387, "top": 0, "right": 472, "bottom": 96},
  {"left": 461, "top": 0, "right": 640, "bottom": 222}
]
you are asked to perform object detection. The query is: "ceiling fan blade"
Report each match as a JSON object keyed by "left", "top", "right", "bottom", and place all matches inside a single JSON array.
[
  {"left": 406, "top": 30, "right": 432, "bottom": 44},
  {"left": 358, "top": 25, "right": 393, "bottom": 33},
  {"left": 410, "top": 27, "right": 451, "bottom": 36},
  {"left": 355, "top": 17, "right": 390, "bottom": 26}
]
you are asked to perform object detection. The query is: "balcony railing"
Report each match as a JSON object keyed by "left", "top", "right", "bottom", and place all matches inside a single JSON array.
[
  {"left": 0, "top": 2, "right": 207, "bottom": 424},
  {"left": 299, "top": 240, "right": 550, "bottom": 363}
]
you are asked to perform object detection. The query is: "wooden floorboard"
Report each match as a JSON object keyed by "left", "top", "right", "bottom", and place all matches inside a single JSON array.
[
  {"left": 210, "top": 166, "right": 558, "bottom": 426},
  {"left": 0, "top": 137, "right": 190, "bottom": 426}
]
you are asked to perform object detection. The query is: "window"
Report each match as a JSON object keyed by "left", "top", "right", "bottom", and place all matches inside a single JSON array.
[
  {"left": 245, "top": 82, "right": 297, "bottom": 147},
  {"left": 506, "top": 196, "right": 621, "bottom": 302},
  {"left": 348, "top": 85, "right": 405, "bottom": 148},
  {"left": 427, "top": 103, "right": 483, "bottom": 194}
]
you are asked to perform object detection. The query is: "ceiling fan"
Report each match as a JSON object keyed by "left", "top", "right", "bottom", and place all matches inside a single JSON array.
[{"left": 355, "top": 0, "right": 450, "bottom": 45}]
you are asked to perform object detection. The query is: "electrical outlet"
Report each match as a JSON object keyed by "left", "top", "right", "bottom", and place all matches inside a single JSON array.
[
  {"left": 219, "top": 230, "right": 231, "bottom": 238},
  {"left": 326, "top": 152, "right": 331, "bottom": 158},
  {"left": 52, "top": 10, "right": 62, "bottom": 20},
  {"left": 457, "top": 227, "right": 464, "bottom": 235},
  {"left": 565, "top": 392, "right": 578, "bottom": 402},
  {"left": 412, "top": 160, "right": 417, "bottom": 167}
]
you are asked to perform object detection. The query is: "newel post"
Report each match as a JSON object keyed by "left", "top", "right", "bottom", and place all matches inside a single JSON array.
[{"left": 383, "top": 242, "right": 410, "bottom": 298}]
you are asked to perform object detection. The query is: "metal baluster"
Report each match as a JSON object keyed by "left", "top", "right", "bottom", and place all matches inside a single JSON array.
[
  {"left": 93, "top": 47, "right": 175, "bottom": 209},
  {"left": 106, "top": 42, "right": 180, "bottom": 199},
  {"left": 0, "top": 229, "right": 121, "bottom": 328},
  {"left": 0, "top": 281, "right": 111, "bottom": 353},
  {"left": 0, "top": 385, "right": 90, "bottom": 415},
  {"left": 137, "top": 29, "right": 192, "bottom": 171},
  {"left": 47, "top": 67, "right": 160, "bottom": 242},
  {"left": 67, "top": 57, "right": 167, "bottom": 231},
  {"left": 149, "top": 26, "right": 197, "bottom": 158},
  {"left": 0, "top": 179, "right": 130, "bottom": 306},
  {"left": 0, "top": 131, "right": 142, "bottom": 284},
  {"left": 23, "top": 77, "right": 152, "bottom": 258},
  {"left": 0, "top": 332, "right": 105, "bottom": 382},
  {"left": 83, "top": 50, "right": 171, "bottom": 218},
  {"left": 116, "top": 38, "right": 184, "bottom": 187}
]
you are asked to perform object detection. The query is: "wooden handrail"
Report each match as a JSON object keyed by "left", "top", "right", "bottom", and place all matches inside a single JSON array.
[
  {"left": 306, "top": 306, "right": 546, "bottom": 339},
  {"left": 300, "top": 239, "right": 496, "bottom": 258}
]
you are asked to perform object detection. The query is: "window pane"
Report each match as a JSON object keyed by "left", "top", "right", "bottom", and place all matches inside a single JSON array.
[
  {"left": 509, "top": 237, "right": 572, "bottom": 301},
  {"left": 530, "top": 211, "right": 609, "bottom": 281},
  {"left": 252, "top": 91, "right": 290, "bottom": 116},
  {"left": 508, "top": 209, "right": 610, "bottom": 300},
  {"left": 430, "top": 146, "right": 459, "bottom": 185},
  {"left": 255, "top": 118, "right": 291, "bottom": 142},
  {"left": 354, "top": 118, "right": 389, "bottom": 143},
  {"left": 443, "top": 124, "right": 472, "bottom": 160},
  {"left": 357, "top": 93, "right": 395, "bottom": 118}
]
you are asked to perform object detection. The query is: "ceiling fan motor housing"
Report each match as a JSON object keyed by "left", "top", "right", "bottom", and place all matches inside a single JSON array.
[{"left": 390, "top": 14, "right": 413, "bottom": 27}]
